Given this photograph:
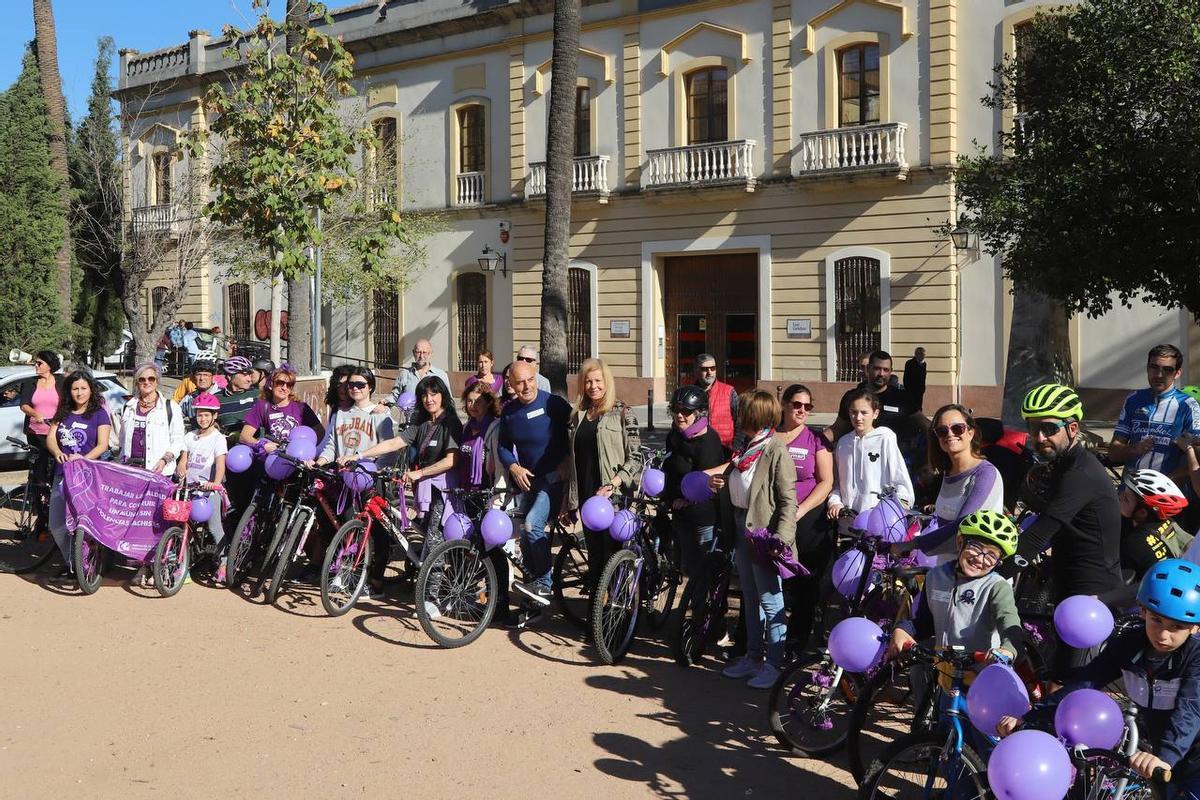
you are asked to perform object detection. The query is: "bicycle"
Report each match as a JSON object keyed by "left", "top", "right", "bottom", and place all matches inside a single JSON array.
[
  {"left": 0, "top": 435, "right": 56, "bottom": 574},
  {"left": 150, "top": 481, "right": 224, "bottom": 597},
  {"left": 672, "top": 531, "right": 738, "bottom": 668},
  {"left": 223, "top": 467, "right": 290, "bottom": 592}
]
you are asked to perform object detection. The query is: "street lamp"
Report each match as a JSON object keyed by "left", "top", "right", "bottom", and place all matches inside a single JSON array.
[{"left": 478, "top": 245, "right": 507, "bottom": 278}]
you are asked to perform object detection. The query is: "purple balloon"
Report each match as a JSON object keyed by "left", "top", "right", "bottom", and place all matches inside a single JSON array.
[
  {"left": 832, "top": 549, "right": 868, "bottom": 598},
  {"left": 869, "top": 499, "right": 907, "bottom": 543},
  {"left": 1055, "top": 688, "right": 1123, "bottom": 750},
  {"left": 480, "top": 509, "right": 512, "bottom": 550},
  {"left": 226, "top": 444, "right": 254, "bottom": 474},
  {"left": 189, "top": 495, "right": 213, "bottom": 524},
  {"left": 609, "top": 509, "right": 640, "bottom": 543},
  {"left": 580, "top": 495, "right": 615, "bottom": 532},
  {"left": 988, "top": 730, "right": 1073, "bottom": 800},
  {"left": 285, "top": 438, "right": 316, "bottom": 463},
  {"left": 343, "top": 460, "right": 377, "bottom": 494},
  {"left": 396, "top": 391, "right": 417, "bottom": 411},
  {"left": 681, "top": 471, "right": 714, "bottom": 503},
  {"left": 1054, "top": 595, "right": 1115, "bottom": 649},
  {"left": 967, "top": 663, "right": 1030, "bottom": 736},
  {"left": 443, "top": 512, "right": 474, "bottom": 542},
  {"left": 264, "top": 453, "right": 295, "bottom": 481},
  {"left": 850, "top": 508, "right": 874, "bottom": 534},
  {"left": 827, "top": 617, "right": 886, "bottom": 673},
  {"left": 288, "top": 426, "right": 318, "bottom": 446},
  {"left": 641, "top": 468, "right": 666, "bottom": 498}
]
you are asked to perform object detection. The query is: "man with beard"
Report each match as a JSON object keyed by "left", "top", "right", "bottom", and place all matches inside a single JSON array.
[
  {"left": 824, "top": 350, "right": 912, "bottom": 446},
  {"left": 692, "top": 353, "right": 738, "bottom": 454},
  {"left": 999, "top": 383, "right": 1122, "bottom": 679}
]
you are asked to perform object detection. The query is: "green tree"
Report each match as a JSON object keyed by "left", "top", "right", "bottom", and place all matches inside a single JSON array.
[
  {"left": 69, "top": 36, "right": 125, "bottom": 366},
  {"left": 186, "top": 0, "right": 423, "bottom": 364},
  {"left": 0, "top": 47, "right": 69, "bottom": 352}
]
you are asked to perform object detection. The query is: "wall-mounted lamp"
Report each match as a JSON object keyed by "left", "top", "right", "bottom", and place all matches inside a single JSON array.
[
  {"left": 950, "top": 223, "right": 978, "bottom": 255},
  {"left": 478, "top": 245, "right": 507, "bottom": 278}
]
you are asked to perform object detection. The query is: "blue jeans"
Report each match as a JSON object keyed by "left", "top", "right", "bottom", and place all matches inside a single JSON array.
[
  {"left": 733, "top": 509, "right": 786, "bottom": 666},
  {"left": 1172, "top": 772, "right": 1200, "bottom": 800},
  {"left": 676, "top": 520, "right": 715, "bottom": 580},
  {"left": 518, "top": 484, "right": 560, "bottom": 590}
]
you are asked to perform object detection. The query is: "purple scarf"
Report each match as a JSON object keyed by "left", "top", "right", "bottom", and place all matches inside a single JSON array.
[
  {"left": 461, "top": 414, "right": 494, "bottom": 488},
  {"left": 682, "top": 417, "right": 709, "bottom": 440}
]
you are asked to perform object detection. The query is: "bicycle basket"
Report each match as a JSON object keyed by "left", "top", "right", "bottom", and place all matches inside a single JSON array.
[{"left": 161, "top": 498, "right": 192, "bottom": 522}]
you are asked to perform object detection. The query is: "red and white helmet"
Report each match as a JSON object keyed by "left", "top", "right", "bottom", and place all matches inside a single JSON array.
[{"left": 1126, "top": 469, "right": 1188, "bottom": 520}]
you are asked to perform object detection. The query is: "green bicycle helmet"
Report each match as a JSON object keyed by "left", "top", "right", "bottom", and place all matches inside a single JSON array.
[
  {"left": 958, "top": 509, "right": 1018, "bottom": 559},
  {"left": 1021, "top": 383, "right": 1083, "bottom": 421},
  {"left": 1181, "top": 385, "right": 1200, "bottom": 403}
]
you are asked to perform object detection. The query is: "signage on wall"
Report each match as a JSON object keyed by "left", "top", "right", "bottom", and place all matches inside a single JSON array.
[
  {"left": 609, "top": 319, "right": 630, "bottom": 338},
  {"left": 786, "top": 319, "right": 811, "bottom": 339}
]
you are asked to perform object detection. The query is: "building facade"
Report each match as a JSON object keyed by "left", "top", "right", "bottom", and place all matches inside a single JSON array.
[{"left": 115, "top": 0, "right": 1199, "bottom": 415}]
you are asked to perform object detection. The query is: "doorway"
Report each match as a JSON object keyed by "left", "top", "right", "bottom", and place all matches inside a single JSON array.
[{"left": 664, "top": 253, "right": 758, "bottom": 393}]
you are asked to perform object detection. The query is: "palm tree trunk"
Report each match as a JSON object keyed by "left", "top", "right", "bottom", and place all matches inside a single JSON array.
[
  {"left": 1001, "top": 287, "right": 1075, "bottom": 425},
  {"left": 32, "top": 0, "right": 73, "bottom": 332},
  {"left": 539, "top": 0, "right": 582, "bottom": 395},
  {"left": 285, "top": 0, "right": 313, "bottom": 373}
]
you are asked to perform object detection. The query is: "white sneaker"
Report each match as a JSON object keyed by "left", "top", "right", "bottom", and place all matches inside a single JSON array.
[
  {"left": 721, "top": 655, "right": 760, "bottom": 680},
  {"left": 747, "top": 662, "right": 781, "bottom": 690},
  {"left": 422, "top": 600, "right": 442, "bottom": 620}
]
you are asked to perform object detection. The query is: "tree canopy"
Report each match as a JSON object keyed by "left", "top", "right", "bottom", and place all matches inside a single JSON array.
[{"left": 954, "top": 0, "right": 1200, "bottom": 317}]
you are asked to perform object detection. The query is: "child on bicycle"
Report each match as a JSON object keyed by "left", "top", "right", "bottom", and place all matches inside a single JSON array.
[
  {"left": 176, "top": 393, "right": 227, "bottom": 580},
  {"left": 827, "top": 389, "right": 914, "bottom": 525},
  {"left": 998, "top": 559, "right": 1200, "bottom": 792},
  {"left": 1107, "top": 470, "right": 1192, "bottom": 609}
]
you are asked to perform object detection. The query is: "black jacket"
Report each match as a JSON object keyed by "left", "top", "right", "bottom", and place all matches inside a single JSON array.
[{"left": 662, "top": 426, "right": 725, "bottom": 528}]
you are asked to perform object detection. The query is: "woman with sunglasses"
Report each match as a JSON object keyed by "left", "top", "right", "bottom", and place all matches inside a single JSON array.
[
  {"left": 897, "top": 404, "right": 1004, "bottom": 564},
  {"left": 118, "top": 363, "right": 185, "bottom": 476},
  {"left": 661, "top": 385, "right": 726, "bottom": 579},
  {"left": 19, "top": 350, "right": 63, "bottom": 512},
  {"left": 317, "top": 368, "right": 395, "bottom": 467},
  {"left": 774, "top": 384, "right": 834, "bottom": 652},
  {"left": 239, "top": 365, "right": 325, "bottom": 452}
]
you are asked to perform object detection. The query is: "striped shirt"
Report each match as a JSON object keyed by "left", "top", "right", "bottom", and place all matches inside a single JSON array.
[{"left": 1114, "top": 387, "right": 1200, "bottom": 475}]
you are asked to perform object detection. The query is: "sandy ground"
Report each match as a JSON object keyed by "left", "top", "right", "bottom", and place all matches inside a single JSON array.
[{"left": 0, "top": 550, "right": 856, "bottom": 800}]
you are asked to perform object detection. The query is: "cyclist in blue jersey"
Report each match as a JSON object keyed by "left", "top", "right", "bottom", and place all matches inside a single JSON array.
[{"left": 1109, "top": 344, "right": 1200, "bottom": 480}]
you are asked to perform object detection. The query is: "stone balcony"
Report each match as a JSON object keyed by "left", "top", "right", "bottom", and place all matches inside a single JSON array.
[
  {"left": 131, "top": 204, "right": 178, "bottom": 236},
  {"left": 645, "top": 139, "right": 756, "bottom": 191},
  {"left": 455, "top": 171, "right": 486, "bottom": 207},
  {"left": 795, "top": 122, "right": 908, "bottom": 177},
  {"left": 526, "top": 155, "right": 611, "bottom": 202}
]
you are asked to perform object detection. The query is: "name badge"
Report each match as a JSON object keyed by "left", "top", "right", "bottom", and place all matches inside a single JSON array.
[
  {"left": 526, "top": 408, "right": 545, "bottom": 420},
  {"left": 428, "top": 440, "right": 439, "bottom": 447},
  {"left": 789, "top": 447, "right": 809, "bottom": 456},
  {"left": 884, "top": 405, "right": 900, "bottom": 413}
]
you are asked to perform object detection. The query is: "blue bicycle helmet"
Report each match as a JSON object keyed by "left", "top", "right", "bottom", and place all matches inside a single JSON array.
[{"left": 1137, "top": 558, "right": 1200, "bottom": 622}]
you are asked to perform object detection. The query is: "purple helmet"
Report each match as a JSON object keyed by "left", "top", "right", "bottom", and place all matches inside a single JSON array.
[{"left": 223, "top": 356, "right": 253, "bottom": 375}]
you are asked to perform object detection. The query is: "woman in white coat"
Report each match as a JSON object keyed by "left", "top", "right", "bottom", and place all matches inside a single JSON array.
[{"left": 118, "top": 363, "right": 185, "bottom": 476}]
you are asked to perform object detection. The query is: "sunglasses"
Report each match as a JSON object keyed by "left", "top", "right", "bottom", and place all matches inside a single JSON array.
[
  {"left": 670, "top": 405, "right": 696, "bottom": 415},
  {"left": 1028, "top": 419, "right": 1069, "bottom": 438},
  {"left": 963, "top": 539, "right": 1001, "bottom": 566},
  {"left": 516, "top": 356, "right": 536, "bottom": 363},
  {"left": 934, "top": 422, "right": 969, "bottom": 439},
  {"left": 347, "top": 381, "right": 370, "bottom": 390},
  {"left": 273, "top": 379, "right": 295, "bottom": 388},
  {"left": 1147, "top": 363, "right": 1179, "bottom": 375},
  {"left": 790, "top": 401, "right": 815, "bottom": 412},
  {"left": 34, "top": 359, "right": 46, "bottom": 367},
  {"left": 136, "top": 376, "right": 158, "bottom": 384},
  {"left": 697, "top": 365, "right": 717, "bottom": 372}
]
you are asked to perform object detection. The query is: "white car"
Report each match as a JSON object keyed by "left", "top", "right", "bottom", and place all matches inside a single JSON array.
[{"left": 0, "top": 366, "right": 130, "bottom": 469}]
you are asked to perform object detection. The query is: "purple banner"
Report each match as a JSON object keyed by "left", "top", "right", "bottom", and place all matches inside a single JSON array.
[{"left": 62, "top": 460, "right": 175, "bottom": 562}]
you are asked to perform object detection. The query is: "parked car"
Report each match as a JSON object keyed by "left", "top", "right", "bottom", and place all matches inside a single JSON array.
[
  {"left": 101, "top": 330, "right": 135, "bottom": 370},
  {"left": 0, "top": 366, "right": 129, "bottom": 469}
]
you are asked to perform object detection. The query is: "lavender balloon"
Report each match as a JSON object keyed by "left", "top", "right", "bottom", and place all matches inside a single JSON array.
[
  {"left": 443, "top": 513, "right": 474, "bottom": 542},
  {"left": 827, "top": 617, "right": 886, "bottom": 673},
  {"left": 480, "top": 509, "right": 512, "bottom": 550},
  {"left": 1054, "top": 595, "right": 1114, "bottom": 649},
  {"left": 288, "top": 425, "right": 318, "bottom": 446},
  {"left": 681, "top": 471, "right": 714, "bottom": 503},
  {"left": 580, "top": 495, "right": 615, "bottom": 532},
  {"left": 850, "top": 508, "right": 874, "bottom": 534},
  {"left": 189, "top": 495, "right": 213, "bottom": 524},
  {"left": 966, "top": 663, "right": 1030, "bottom": 736},
  {"left": 264, "top": 453, "right": 295, "bottom": 481},
  {"left": 641, "top": 468, "right": 666, "bottom": 497},
  {"left": 1055, "top": 688, "right": 1123, "bottom": 750},
  {"left": 987, "top": 730, "right": 1072, "bottom": 800},
  {"left": 609, "top": 509, "right": 640, "bottom": 543},
  {"left": 285, "top": 438, "right": 316, "bottom": 463},
  {"left": 396, "top": 391, "right": 417, "bottom": 411},
  {"left": 832, "top": 549, "right": 868, "bottom": 598},
  {"left": 226, "top": 444, "right": 254, "bottom": 474},
  {"left": 870, "top": 499, "right": 907, "bottom": 543}
]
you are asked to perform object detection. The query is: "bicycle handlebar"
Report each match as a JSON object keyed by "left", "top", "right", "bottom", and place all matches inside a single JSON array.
[{"left": 5, "top": 436, "right": 32, "bottom": 450}]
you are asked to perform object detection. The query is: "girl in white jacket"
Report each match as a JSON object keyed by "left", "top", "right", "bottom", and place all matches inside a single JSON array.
[{"left": 827, "top": 389, "right": 913, "bottom": 518}]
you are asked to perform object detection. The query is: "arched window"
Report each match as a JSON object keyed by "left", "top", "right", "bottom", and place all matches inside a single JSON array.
[
  {"left": 152, "top": 152, "right": 172, "bottom": 205},
  {"left": 837, "top": 43, "right": 880, "bottom": 126},
  {"left": 685, "top": 67, "right": 728, "bottom": 144},
  {"left": 371, "top": 288, "right": 400, "bottom": 369},
  {"left": 456, "top": 273, "right": 487, "bottom": 371},
  {"left": 227, "top": 283, "right": 251, "bottom": 342},
  {"left": 833, "top": 256, "right": 881, "bottom": 381},
  {"left": 567, "top": 266, "right": 592, "bottom": 372},
  {"left": 457, "top": 105, "right": 486, "bottom": 174},
  {"left": 150, "top": 286, "right": 168, "bottom": 327}
]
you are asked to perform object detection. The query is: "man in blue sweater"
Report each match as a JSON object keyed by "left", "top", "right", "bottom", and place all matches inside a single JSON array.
[{"left": 498, "top": 360, "right": 571, "bottom": 606}]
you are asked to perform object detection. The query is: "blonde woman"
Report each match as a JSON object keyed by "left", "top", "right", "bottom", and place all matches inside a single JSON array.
[
  {"left": 562, "top": 357, "right": 644, "bottom": 590},
  {"left": 119, "top": 362, "right": 185, "bottom": 476}
]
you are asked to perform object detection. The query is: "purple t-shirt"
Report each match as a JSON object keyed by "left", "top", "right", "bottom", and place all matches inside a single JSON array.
[
  {"left": 785, "top": 426, "right": 828, "bottom": 504},
  {"left": 242, "top": 399, "right": 321, "bottom": 442},
  {"left": 130, "top": 407, "right": 148, "bottom": 463},
  {"left": 56, "top": 408, "right": 111, "bottom": 456},
  {"left": 465, "top": 373, "right": 504, "bottom": 394}
]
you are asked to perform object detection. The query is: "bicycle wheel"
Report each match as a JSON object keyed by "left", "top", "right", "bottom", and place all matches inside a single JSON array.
[
  {"left": 846, "top": 659, "right": 933, "bottom": 784},
  {"left": 266, "top": 510, "right": 307, "bottom": 605},
  {"left": 320, "top": 519, "right": 371, "bottom": 617},
  {"left": 673, "top": 554, "right": 732, "bottom": 668},
  {"left": 225, "top": 500, "right": 260, "bottom": 589},
  {"left": 767, "top": 650, "right": 862, "bottom": 756},
  {"left": 859, "top": 731, "right": 989, "bottom": 800},
  {"left": 73, "top": 528, "right": 105, "bottom": 595},
  {"left": 415, "top": 538, "right": 497, "bottom": 648},
  {"left": 644, "top": 542, "right": 681, "bottom": 632},
  {"left": 552, "top": 528, "right": 589, "bottom": 629},
  {"left": 256, "top": 503, "right": 293, "bottom": 587},
  {"left": 0, "top": 479, "right": 57, "bottom": 574},
  {"left": 152, "top": 526, "right": 190, "bottom": 598},
  {"left": 591, "top": 548, "right": 642, "bottom": 665}
]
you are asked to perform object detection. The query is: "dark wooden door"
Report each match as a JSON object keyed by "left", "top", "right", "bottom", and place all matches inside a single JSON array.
[{"left": 664, "top": 254, "right": 757, "bottom": 392}]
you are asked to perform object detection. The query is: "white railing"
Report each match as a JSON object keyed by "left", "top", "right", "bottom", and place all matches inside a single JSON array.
[
  {"left": 797, "top": 123, "right": 908, "bottom": 174},
  {"left": 456, "top": 171, "right": 486, "bottom": 206},
  {"left": 645, "top": 140, "right": 756, "bottom": 188},
  {"left": 131, "top": 204, "right": 176, "bottom": 235},
  {"left": 526, "top": 155, "right": 611, "bottom": 198},
  {"left": 1013, "top": 112, "right": 1034, "bottom": 146}
]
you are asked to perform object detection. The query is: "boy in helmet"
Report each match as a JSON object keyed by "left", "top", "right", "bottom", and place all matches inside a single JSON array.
[
  {"left": 999, "top": 559, "right": 1200, "bottom": 791},
  {"left": 1110, "top": 470, "right": 1193, "bottom": 607}
]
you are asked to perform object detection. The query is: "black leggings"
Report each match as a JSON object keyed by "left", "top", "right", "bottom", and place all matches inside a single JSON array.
[{"left": 784, "top": 505, "right": 835, "bottom": 653}]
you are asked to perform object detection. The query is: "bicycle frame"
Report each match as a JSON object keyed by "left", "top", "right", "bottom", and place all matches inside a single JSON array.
[{"left": 342, "top": 477, "right": 420, "bottom": 573}]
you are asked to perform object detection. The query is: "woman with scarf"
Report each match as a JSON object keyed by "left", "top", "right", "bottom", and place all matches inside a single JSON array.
[
  {"left": 661, "top": 384, "right": 725, "bottom": 579},
  {"left": 709, "top": 390, "right": 798, "bottom": 690}
]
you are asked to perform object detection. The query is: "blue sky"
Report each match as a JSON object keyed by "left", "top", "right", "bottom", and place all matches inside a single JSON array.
[{"left": 0, "top": 0, "right": 282, "bottom": 120}]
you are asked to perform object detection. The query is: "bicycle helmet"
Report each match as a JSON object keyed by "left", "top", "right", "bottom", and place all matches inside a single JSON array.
[
  {"left": 252, "top": 358, "right": 275, "bottom": 375},
  {"left": 1021, "top": 383, "right": 1083, "bottom": 421},
  {"left": 1137, "top": 558, "right": 1200, "bottom": 622},
  {"left": 192, "top": 392, "right": 220, "bottom": 412},
  {"left": 191, "top": 359, "right": 218, "bottom": 376},
  {"left": 1126, "top": 469, "right": 1189, "bottom": 520},
  {"left": 958, "top": 509, "right": 1018, "bottom": 559},
  {"left": 1182, "top": 386, "right": 1200, "bottom": 403},
  {"left": 223, "top": 356, "right": 253, "bottom": 375},
  {"left": 670, "top": 385, "right": 708, "bottom": 413}
]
